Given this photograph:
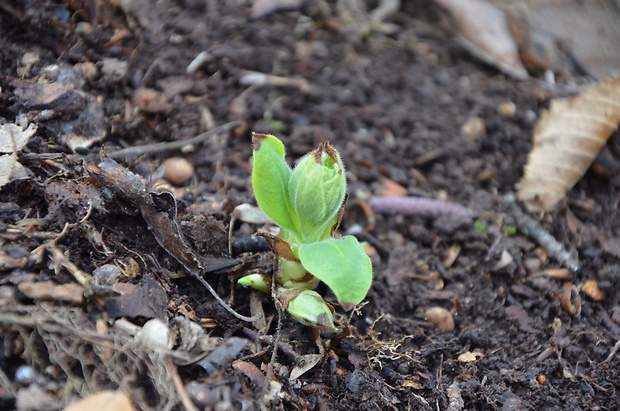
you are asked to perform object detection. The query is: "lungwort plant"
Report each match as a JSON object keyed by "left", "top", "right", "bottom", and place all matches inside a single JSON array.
[{"left": 238, "top": 133, "right": 372, "bottom": 331}]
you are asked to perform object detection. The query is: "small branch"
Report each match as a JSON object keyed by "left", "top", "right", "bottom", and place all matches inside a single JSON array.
[
  {"left": 104, "top": 121, "right": 244, "bottom": 159},
  {"left": 165, "top": 357, "right": 199, "bottom": 411},
  {"left": 20, "top": 121, "right": 244, "bottom": 162},
  {"left": 603, "top": 339, "right": 620, "bottom": 364},
  {"left": 260, "top": 273, "right": 284, "bottom": 410},
  {"left": 47, "top": 244, "right": 95, "bottom": 286},
  {"left": 504, "top": 194, "right": 580, "bottom": 272},
  {"left": 243, "top": 328, "right": 304, "bottom": 365},
  {"left": 191, "top": 274, "right": 260, "bottom": 322}
]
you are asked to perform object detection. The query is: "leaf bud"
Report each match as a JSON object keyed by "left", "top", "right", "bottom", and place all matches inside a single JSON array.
[
  {"left": 280, "top": 289, "right": 336, "bottom": 332},
  {"left": 288, "top": 142, "right": 346, "bottom": 242},
  {"left": 238, "top": 273, "right": 271, "bottom": 294}
]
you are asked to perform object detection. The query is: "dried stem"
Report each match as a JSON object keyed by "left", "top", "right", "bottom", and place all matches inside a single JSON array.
[
  {"left": 191, "top": 274, "right": 261, "bottom": 322},
  {"left": 166, "top": 357, "right": 199, "bottom": 411},
  {"left": 504, "top": 194, "right": 580, "bottom": 271}
]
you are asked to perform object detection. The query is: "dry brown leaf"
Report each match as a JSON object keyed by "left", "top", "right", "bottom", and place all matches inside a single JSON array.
[
  {"left": 64, "top": 390, "right": 136, "bottom": 411},
  {"left": 289, "top": 354, "right": 323, "bottom": 380},
  {"left": 435, "top": 0, "right": 528, "bottom": 80},
  {"left": 0, "top": 123, "right": 36, "bottom": 188},
  {"left": 517, "top": 77, "right": 620, "bottom": 212}
]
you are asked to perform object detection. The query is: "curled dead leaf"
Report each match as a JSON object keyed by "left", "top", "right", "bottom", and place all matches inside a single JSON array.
[
  {"left": 518, "top": 77, "right": 620, "bottom": 212},
  {"left": 233, "top": 360, "right": 265, "bottom": 387},
  {"left": 559, "top": 283, "right": 581, "bottom": 316}
]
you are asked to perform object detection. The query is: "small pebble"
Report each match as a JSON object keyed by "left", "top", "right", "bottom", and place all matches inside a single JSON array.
[
  {"left": 523, "top": 110, "right": 537, "bottom": 124},
  {"left": 523, "top": 257, "right": 541, "bottom": 273},
  {"left": 460, "top": 117, "right": 485, "bottom": 142},
  {"left": 581, "top": 279, "right": 603, "bottom": 301},
  {"left": 15, "top": 365, "right": 34, "bottom": 384},
  {"left": 132, "top": 88, "right": 168, "bottom": 113},
  {"left": 74, "top": 62, "right": 98, "bottom": 81},
  {"left": 21, "top": 52, "right": 39, "bottom": 66},
  {"left": 498, "top": 101, "right": 516, "bottom": 117},
  {"left": 163, "top": 157, "right": 194, "bottom": 186},
  {"left": 93, "top": 264, "right": 123, "bottom": 285},
  {"left": 424, "top": 306, "right": 455, "bottom": 331}
]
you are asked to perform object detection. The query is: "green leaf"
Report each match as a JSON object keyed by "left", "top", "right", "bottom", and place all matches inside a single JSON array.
[
  {"left": 251, "top": 134, "right": 298, "bottom": 235},
  {"left": 297, "top": 236, "right": 372, "bottom": 305}
]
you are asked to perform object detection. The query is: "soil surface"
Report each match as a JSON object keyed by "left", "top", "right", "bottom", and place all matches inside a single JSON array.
[{"left": 1, "top": 1, "right": 619, "bottom": 410}]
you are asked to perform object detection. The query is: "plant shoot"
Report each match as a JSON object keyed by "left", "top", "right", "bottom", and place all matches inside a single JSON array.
[{"left": 238, "top": 133, "right": 373, "bottom": 331}]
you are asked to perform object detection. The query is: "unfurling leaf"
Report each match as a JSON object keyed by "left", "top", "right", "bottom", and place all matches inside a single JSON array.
[
  {"left": 251, "top": 133, "right": 297, "bottom": 235},
  {"left": 297, "top": 236, "right": 372, "bottom": 305},
  {"left": 517, "top": 76, "right": 620, "bottom": 212}
]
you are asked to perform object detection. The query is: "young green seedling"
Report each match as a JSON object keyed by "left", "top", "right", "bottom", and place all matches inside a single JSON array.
[{"left": 238, "top": 133, "right": 373, "bottom": 331}]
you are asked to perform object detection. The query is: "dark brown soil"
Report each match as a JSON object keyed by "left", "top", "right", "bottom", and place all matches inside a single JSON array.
[{"left": 1, "top": 1, "right": 619, "bottom": 410}]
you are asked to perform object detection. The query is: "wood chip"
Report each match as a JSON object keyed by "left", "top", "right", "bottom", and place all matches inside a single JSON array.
[{"left": 17, "top": 281, "right": 84, "bottom": 304}]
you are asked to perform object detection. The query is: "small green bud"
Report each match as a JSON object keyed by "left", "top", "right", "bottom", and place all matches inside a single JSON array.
[
  {"left": 238, "top": 273, "right": 271, "bottom": 294},
  {"left": 281, "top": 289, "right": 336, "bottom": 332},
  {"left": 288, "top": 142, "right": 346, "bottom": 242}
]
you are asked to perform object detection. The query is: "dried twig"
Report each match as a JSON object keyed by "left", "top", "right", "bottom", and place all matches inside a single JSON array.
[
  {"left": 243, "top": 328, "right": 304, "bottom": 365},
  {"left": 47, "top": 244, "right": 94, "bottom": 286},
  {"left": 191, "top": 274, "right": 260, "bottom": 322},
  {"left": 87, "top": 157, "right": 260, "bottom": 323},
  {"left": 19, "top": 121, "right": 244, "bottom": 163},
  {"left": 166, "top": 357, "right": 199, "bottom": 411},
  {"left": 103, "top": 121, "right": 244, "bottom": 159},
  {"left": 260, "top": 273, "right": 285, "bottom": 410},
  {"left": 504, "top": 194, "right": 580, "bottom": 271},
  {"left": 0, "top": 364, "right": 16, "bottom": 396},
  {"left": 603, "top": 339, "right": 620, "bottom": 363}
]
